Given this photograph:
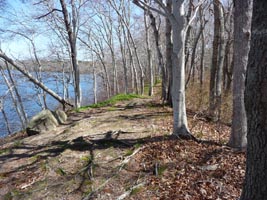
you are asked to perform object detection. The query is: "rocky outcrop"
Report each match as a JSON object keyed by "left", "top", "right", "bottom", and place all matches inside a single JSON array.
[
  {"left": 53, "top": 110, "right": 67, "bottom": 124},
  {"left": 26, "top": 109, "right": 67, "bottom": 136}
]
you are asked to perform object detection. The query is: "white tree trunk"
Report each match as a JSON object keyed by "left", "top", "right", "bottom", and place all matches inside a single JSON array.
[
  {"left": 0, "top": 67, "right": 27, "bottom": 128},
  {"left": 171, "top": 0, "right": 190, "bottom": 136},
  {"left": 144, "top": 10, "right": 153, "bottom": 96}
]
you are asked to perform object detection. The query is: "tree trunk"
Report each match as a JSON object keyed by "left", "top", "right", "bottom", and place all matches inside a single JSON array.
[
  {"left": 6, "top": 63, "right": 28, "bottom": 125},
  {"left": 1, "top": 108, "right": 11, "bottom": 135},
  {"left": 92, "top": 55, "right": 97, "bottom": 104},
  {"left": 60, "top": 0, "right": 81, "bottom": 108},
  {"left": 184, "top": 0, "right": 193, "bottom": 72},
  {"left": 166, "top": 0, "right": 173, "bottom": 105},
  {"left": 240, "top": 1, "right": 267, "bottom": 199},
  {"left": 186, "top": 12, "right": 205, "bottom": 88},
  {"left": 228, "top": 0, "right": 252, "bottom": 149},
  {"left": 209, "top": 0, "right": 220, "bottom": 118},
  {"left": 199, "top": 6, "right": 205, "bottom": 88},
  {"left": 144, "top": 10, "right": 153, "bottom": 96},
  {"left": 117, "top": 21, "right": 129, "bottom": 94},
  {"left": 171, "top": 0, "right": 190, "bottom": 137},
  {"left": 214, "top": 0, "right": 226, "bottom": 120},
  {"left": 0, "top": 67, "right": 27, "bottom": 129},
  {"left": 148, "top": 12, "right": 165, "bottom": 99}
]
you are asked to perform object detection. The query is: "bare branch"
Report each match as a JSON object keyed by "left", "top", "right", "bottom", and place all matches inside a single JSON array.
[
  {"left": 35, "top": 8, "right": 62, "bottom": 20},
  {"left": 132, "top": 0, "right": 168, "bottom": 17}
]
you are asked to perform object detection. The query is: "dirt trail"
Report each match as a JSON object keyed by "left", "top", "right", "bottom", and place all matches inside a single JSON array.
[
  {"left": 0, "top": 94, "right": 172, "bottom": 199},
  {"left": 0, "top": 90, "right": 245, "bottom": 200}
]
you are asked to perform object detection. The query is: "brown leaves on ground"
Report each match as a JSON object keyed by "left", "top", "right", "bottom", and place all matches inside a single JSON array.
[
  {"left": 0, "top": 87, "right": 246, "bottom": 199},
  {"left": 128, "top": 138, "right": 245, "bottom": 200}
]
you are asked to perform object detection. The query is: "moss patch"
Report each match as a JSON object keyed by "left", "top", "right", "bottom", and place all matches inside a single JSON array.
[{"left": 77, "top": 93, "right": 143, "bottom": 111}]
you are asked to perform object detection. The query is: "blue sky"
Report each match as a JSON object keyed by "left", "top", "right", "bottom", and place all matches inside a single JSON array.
[{"left": 0, "top": 0, "right": 49, "bottom": 59}]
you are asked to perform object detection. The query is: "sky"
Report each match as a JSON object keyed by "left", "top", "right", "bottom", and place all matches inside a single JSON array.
[
  {"left": 0, "top": 0, "right": 231, "bottom": 60},
  {"left": 0, "top": 0, "right": 50, "bottom": 59},
  {"left": 0, "top": 0, "right": 143, "bottom": 60}
]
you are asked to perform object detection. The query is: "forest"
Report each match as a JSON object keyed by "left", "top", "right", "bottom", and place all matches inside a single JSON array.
[{"left": 0, "top": 0, "right": 266, "bottom": 199}]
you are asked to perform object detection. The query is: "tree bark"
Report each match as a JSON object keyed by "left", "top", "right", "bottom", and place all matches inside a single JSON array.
[
  {"left": 199, "top": 5, "right": 205, "bottom": 87},
  {"left": 60, "top": 0, "right": 81, "bottom": 108},
  {"left": 185, "top": 9, "right": 205, "bottom": 88},
  {"left": 165, "top": 0, "right": 172, "bottom": 105},
  {"left": 240, "top": 1, "right": 267, "bottom": 199},
  {"left": 144, "top": 9, "right": 153, "bottom": 96},
  {"left": 0, "top": 67, "right": 27, "bottom": 129},
  {"left": 228, "top": 0, "right": 252, "bottom": 149},
  {"left": 6, "top": 63, "right": 28, "bottom": 125},
  {"left": 209, "top": 0, "right": 220, "bottom": 118},
  {"left": 171, "top": 0, "right": 190, "bottom": 136},
  {"left": 214, "top": 0, "right": 226, "bottom": 120}
]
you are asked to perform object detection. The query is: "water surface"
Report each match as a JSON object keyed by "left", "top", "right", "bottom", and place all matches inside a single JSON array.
[{"left": 0, "top": 70, "right": 101, "bottom": 137}]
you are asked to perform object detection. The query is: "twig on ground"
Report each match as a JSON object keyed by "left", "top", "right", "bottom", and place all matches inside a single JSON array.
[{"left": 116, "top": 182, "right": 146, "bottom": 200}]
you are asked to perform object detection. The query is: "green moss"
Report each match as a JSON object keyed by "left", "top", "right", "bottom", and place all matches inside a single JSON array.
[
  {"left": 144, "top": 84, "right": 150, "bottom": 95},
  {"left": 195, "top": 132, "right": 204, "bottom": 138},
  {"left": 154, "top": 78, "right": 161, "bottom": 85},
  {"left": 134, "top": 143, "right": 142, "bottom": 149},
  {"left": 124, "top": 149, "right": 134, "bottom": 157},
  {"left": 56, "top": 168, "right": 66, "bottom": 176},
  {"left": 40, "top": 161, "right": 49, "bottom": 172},
  {"left": 130, "top": 186, "right": 143, "bottom": 196},
  {"left": 80, "top": 155, "right": 93, "bottom": 163},
  {"left": 83, "top": 188, "right": 93, "bottom": 197},
  {"left": 77, "top": 93, "right": 143, "bottom": 111},
  {"left": 3, "top": 190, "right": 21, "bottom": 200},
  {"left": 13, "top": 140, "right": 23, "bottom": 148},
  {"left": 158, "top": 165, "right": 168, "bottom": 176},
  {"left": 106, "top": 106, "right": 117, "bottom": 111},
  {"left": 30, "top": 154, "right": 41, "bottom": 162},
  {"left": 0, "top": 148, "right": 10, "bottom": 155}
]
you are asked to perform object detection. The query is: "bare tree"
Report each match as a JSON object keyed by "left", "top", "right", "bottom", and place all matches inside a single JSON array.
[
  {"left": 185, "top": 4, "right": 207, "bottom": 88},
  {"left": 209, "top": 0, "right": 225, "bottom": 120},
  {"left": 0, "top": 98, "right": 11, "bottom": 134},
  {"left": 0, "top": 64, "right": 27, "bottom": 129},
  {"left": 59, "top": 0, "right": 81, "bottom": 108},
  {"left": 109, "top": 0, "right": 145, "bottom": 95},
  {"left": 132, "top": 0, "right": 203, "bottom": 138},
  {"left": 144, "top": 8, "right": 153, "bottom": 96},
  {"left": 132, "top": 1, "right": 165, "bottom": 97},
  {"left": 165, "top": 0, "right": 172, "bottom": 105},
  {"left": 228, "top": 0, "right": 252, "bottom": 149}
]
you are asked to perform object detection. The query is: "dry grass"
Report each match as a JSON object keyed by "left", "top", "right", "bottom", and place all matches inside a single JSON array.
[{"left": 186, "top": 81, "right": 232, "bottom": 124}]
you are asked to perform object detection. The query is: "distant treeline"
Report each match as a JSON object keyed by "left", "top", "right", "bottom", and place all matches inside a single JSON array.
[{"left": 0, "top": 60, "right": 96, "bottom": 74}]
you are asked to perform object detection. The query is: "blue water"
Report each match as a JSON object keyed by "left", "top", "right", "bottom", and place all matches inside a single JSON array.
[{"left": 0, "top": 70, "right": 102, "bottom": 138}]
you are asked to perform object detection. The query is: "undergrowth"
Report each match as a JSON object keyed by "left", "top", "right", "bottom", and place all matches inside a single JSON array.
[{"left": 77, "top": 93, "right": 143, "bottom": 111}]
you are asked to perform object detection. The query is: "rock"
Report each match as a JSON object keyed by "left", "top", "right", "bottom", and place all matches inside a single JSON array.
[
  {"left": 53, "top": 110, "right": 67, "bottom": 124},
  {"left": 125, "top": 101, "right": 137, "bottom": 109},
  {"left": 26, "top": 109, "right": 67, "bottom": 136}
]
